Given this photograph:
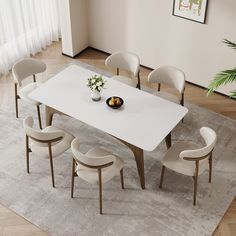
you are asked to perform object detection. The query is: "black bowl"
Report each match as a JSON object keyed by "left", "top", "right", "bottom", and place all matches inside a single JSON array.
[{"left": 106, "top": 97, "right": 124, "bottom": 109}]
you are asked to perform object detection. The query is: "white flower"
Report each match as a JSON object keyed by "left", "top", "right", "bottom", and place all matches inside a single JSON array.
[{"left": 87, "top": 75, "right": 106, "bottom": 91}]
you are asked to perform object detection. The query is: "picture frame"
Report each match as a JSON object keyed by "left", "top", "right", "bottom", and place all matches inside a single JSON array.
[{"left": 172, "top": 0, "right": 208, "bottom": 24}]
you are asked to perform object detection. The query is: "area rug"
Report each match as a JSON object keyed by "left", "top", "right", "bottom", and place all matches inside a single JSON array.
[{"left": 0, "top": 61, "right": 236, "bottom": 236}]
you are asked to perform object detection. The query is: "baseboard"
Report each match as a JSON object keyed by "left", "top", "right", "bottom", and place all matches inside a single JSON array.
[
  {"left": 185, "top": 81, "right": 235, "bottom": 100},
  {"left": 87, "top": 46, "right": 110, "bottom": 56},
  {"left": 66, "top": 46, "right": 235, "bottom": 100},
  {"left": 62, "top": 46, "right": 90, "bottom": 59}
]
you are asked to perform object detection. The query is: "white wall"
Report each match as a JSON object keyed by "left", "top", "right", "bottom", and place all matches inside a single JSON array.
[
  {"left": 59, "top": 0, "right": 73, "bottom": 56},
  {"left": 70, "top": 0, "right": 88, "bottom": 56},
  {"left": 87, "top": 0, "right": 236, "bottom": 95},
  {"left": 59, "top": 0, "right": 88, "bottom": 57}
]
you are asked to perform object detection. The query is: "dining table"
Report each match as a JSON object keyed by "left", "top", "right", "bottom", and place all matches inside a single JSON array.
[{"left": 29, "top": 64, "right": 188, "bottom": 189}]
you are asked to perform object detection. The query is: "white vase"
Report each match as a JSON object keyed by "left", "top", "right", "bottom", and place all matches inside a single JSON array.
[{"left": 91, "top": 90, "right": 101, "bottom": 101}]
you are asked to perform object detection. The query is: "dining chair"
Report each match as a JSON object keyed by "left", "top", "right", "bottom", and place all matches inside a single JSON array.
[
  {"left": 13, "top": 58, "right": 47, "bottom": 129},
  {"left": 71, "top": 138, "right": 124, "bottom": 214},
  {"left": 148, "top": 66, "right": 185, "bottom": 106},
  {"left": 105, "top": 51, "right": 141, "bottom": 89},
  {"left": 159, "top": 127, "right": 217, "bottom": 205},
  {"left": 23, "top": 116, "right": 74, "bottom": 187}
]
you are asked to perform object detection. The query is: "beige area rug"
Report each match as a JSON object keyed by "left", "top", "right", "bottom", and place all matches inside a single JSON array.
[{"left": 0, "top": 62, "right": 236, "bottom": 236}]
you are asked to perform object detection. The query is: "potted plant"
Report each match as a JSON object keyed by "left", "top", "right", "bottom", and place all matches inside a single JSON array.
[
  {"left": 87, "top": 75, "right": 106, "bottom": 101},
  {"left": 208, "top": 39, "right": 236, "bottom": 98}
]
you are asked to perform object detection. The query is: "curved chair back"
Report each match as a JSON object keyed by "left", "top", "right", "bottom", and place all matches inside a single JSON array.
[
  {"left": 105, "top": 51, "right": 140, "bottom": 77},
  {"left": 148, "top": 66, "right": 185, "bottom": 94},
  {"left": 71, "top": 138, "right": 115, "bottom": 167},
  {"left": 180, "top": 127, "right": 217, "bottom": 160},
  {"left": 13, "top": 58, "right": 46, "bottom": 86},
  {"left": 23, "top": 116, "right": 65, "bottom": 146}
]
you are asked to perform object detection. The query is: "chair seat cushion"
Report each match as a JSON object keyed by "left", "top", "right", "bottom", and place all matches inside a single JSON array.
[
  {"left": 112, "top": 75, "right": 137, "bottom": 87},
  {"left": 76, "top": 147, "right": 124, "bottom": 184},
  {"left": 31, "top": 126, "right": 74, "bottom": 159},
  {"left": 19, "top": 82, "right": 41, "bottom": 105},
  {"left": 153, "top": 91, "right": 180, "bottom": 104},
  {"left": 161, "top": 142, "right": 209, "bottom": 176}
]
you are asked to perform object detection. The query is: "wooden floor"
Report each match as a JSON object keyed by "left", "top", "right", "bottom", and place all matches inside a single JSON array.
[
  {"left": 0, "top": 204, "right": 48, "bottom": 236},
  {"left": 0, "top": 41, "right": 235, "bottom": 236}
]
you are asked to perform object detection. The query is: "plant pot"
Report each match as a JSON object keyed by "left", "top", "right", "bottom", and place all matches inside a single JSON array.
[{"left": 91, "top": 90, "right": 101, "bottom": 101}]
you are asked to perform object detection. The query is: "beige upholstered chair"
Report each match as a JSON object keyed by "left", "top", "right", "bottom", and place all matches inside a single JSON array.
[
  {"left": 105, "top": 51, "right": 141, "bottom": 89},
  {"left": 13, "top": 58, "right": 47, "bottom": 129},
  {"left": 71, "top": 138, "right": 124, "bottom": 214},
  {"left": 23, "top": 116, "right": 74, "bottom": 187},
  {"left": 159, "top": 127, "right": 217, "bottom": 205},
  {"left": 148, "top": 66, "right": 185, "bottom": 105}
]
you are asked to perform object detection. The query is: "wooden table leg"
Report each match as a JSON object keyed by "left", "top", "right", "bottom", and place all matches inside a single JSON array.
[
  {"left": 118, "top": 139, "right": 145, "bottom": 189},
  {"left": 165, "top": 132, "right": 172, "bottom": 149},
  {"left": 45, "top": 106, "right": 55, "bottom": 126},
  {"left": 45, "top": 106, "right": 70, "bottom": 127},
  {"left": 133, "top": 147, "right": 145, "bottom": 189}
]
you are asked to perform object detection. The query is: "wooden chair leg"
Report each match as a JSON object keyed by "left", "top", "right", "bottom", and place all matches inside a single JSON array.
[
  {"left": 98, "top": 168, "right": 102, "bottom": 214},
  {"left": 26, "top": 135, "right": 30, "bottom": 174},
  {"left": 209, "top": 155, "right": 212, "bottom": 183},
  {"left": 193, "top": 175, "right": 198, "bottom": 206},
  {"left": 137, "top": 71, "right": 141, "bottom": 90},
  {"left": 36, "top": 105, "right": 42, "bottom": 129},
  {"left": 193, "top": 161, "right": 199, "bottom": 206},
  {"left": 159, "top": 166, "right": 166, "bottom": 189},
  {"left": 48, "top": 143, "right": 55, "bottom": 188},
  {"left": 181, "top": 93, "right": 184, "bottom": 123},
  {"left": 120, "top": 169, "right": 124, "bottom": 189},
  {"left": 71, "top": 158, "right": 76, "bottom": 198},
  {"left": 14, "top": 84, "right": 19, "bottom": 118}
]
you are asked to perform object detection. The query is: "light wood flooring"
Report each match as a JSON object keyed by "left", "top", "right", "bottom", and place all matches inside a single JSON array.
[
  {"left": 0, "top": 41, "right": 235, "bottom": 236},
  {"left": 0, "top": 204, "right": 48, "bottom": 236}
]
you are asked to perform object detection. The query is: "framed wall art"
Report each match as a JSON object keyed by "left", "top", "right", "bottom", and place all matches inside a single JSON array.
[{"left": 172, "top": 0, "right": 208, "bottom": 24}]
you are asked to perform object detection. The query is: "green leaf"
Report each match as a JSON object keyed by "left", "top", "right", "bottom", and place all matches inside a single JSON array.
[
  {"left": 230, "top": 90, "right": 236, "bottom": 98},
  {"left": 223, "top": 39, "right": 236, "bottom": 50},
  {"left": 207, "top": 68, "right": 236, "bottom": 95},
  {"left": 207, "top": 39, "right": 236, "bottom": 98}
]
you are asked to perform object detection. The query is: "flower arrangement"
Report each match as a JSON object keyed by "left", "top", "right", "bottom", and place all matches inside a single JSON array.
[{"left": 87, "top": 75, "right": 106, "bottom": 92}]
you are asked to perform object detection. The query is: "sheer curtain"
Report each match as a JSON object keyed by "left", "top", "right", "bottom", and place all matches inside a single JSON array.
[{"left": 0, "top": 0, "right": 60, "bottom": 75}]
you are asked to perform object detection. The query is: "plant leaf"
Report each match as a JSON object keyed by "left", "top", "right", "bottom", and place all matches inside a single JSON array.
[
  {"left": 230, "top": 90, "right": 236, "bottom": 98},
  {"left": 223, "top": 39, "right": 236, "bottom": 50},
  {"left": 207, "top": 68, "right": 236, "bottom": 95}
]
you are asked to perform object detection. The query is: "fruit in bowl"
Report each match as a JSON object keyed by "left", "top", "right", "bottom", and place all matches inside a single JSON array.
[
  {"left": 106, "top": 96, "right": 124, "bottom": 109},
  {"left": 109, "top": 97, "right": 121, "bottom": 106},
  {"left": 108, "top": 97, "right": 115, "bottom": 106}
]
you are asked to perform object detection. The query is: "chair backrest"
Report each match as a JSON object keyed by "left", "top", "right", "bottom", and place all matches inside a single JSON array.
[
  {"left": 148, "top": 66, "right": 185, "bottom": 94},
  {"left": 179, "top": 127, "right": 217, "bottom": 160},
  {"left": 23, "top": 116, "right": 65, "bottom": 146},
  {"left": 71, "top": 138, "right": 116, "bottom": 167},
  {"left": 12, "top": 58, "right": 46, "bottom": 86},
  {"left": 105, "top": 51, "right": 140, "bottom": 77}
]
